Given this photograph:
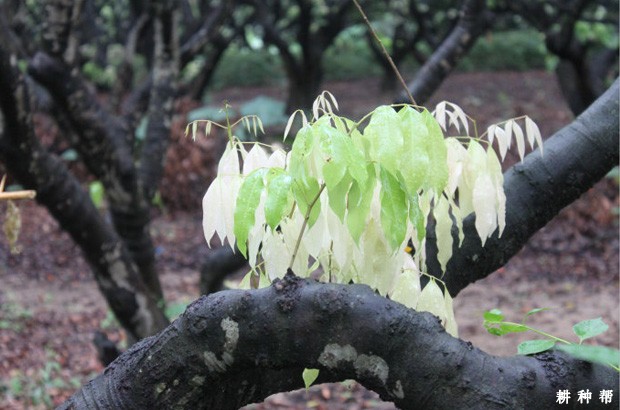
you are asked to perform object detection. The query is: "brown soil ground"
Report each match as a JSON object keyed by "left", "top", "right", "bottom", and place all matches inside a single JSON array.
[{"left": 0, "top": 71, "right": 618, "bottom": 409}]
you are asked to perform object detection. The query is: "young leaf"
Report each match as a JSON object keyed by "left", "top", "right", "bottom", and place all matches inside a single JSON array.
[
  {"left": 512, "top": 121, "right": 525, "bottom": 161},
  {"left": 365, "top": 106, "right": 403, "bottom": 177},
  {"left": 265, "top": 171, "right": 293, "bottom": 230},
  {"left": 483, "top": 309, "right": 504, "bottom": 323},
  {"left": 379, "top": 167, "right": 408, "bottom": 250},
  {"left": 518, "top": 339, "right": 555, "bottom": 355},
  {"left": 444, "top": 291, "right": 458, "bottom": 337},
  {"left": 472, "top": 173, "right": 497, "bottom": 246},
  {"left": 433, "top": 195, "right": 453, "bottom": 272},
  {"left": 302, "top": 368, "right": 320, "bottom": 389},
  {"left": 416, "top": 279, "right": 447, "bottom": 322},
  {"left": 523, "top": 307, "right": 551, "bottom": 321},
  {"left": 573, "top": 317, "right": 609, "bottom": 344},
  {"left": 234, "top": 169, "right": 267, "bottom": 256},
  {"left": 556, "top": 344, "right": 620, "bottom": 368},
  {"left": 292, "top": 177, "right": 322, "bottom": 229},
  {"left": 398, "top": 107, "right": 429, "bottom": 194},
  {"left": 390, "top": 269, "right": 421, "bottom": 309},
  {"left": 525, "top": 116, "right": 543, "bottom": 155},
  {"left": 420, "top": 109, "right": 448, "bottom": 193}
]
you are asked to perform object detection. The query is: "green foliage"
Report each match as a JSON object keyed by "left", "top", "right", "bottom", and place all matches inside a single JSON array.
[
  {"left": 196, "top": 92, "right": 543, "bottom": 337},
  {"left": 458, "top": 30, "right": 548, "bottom": 72},
  {"left": 302, "top": 368, "right": 320, "bottom": 389},
  {"left": 210, "top": 46, "right": 285, "bottom": 90},
  {"left": 0, "top": 349, "right": 82, "bottom": 409},
  {"left": 88, "top": 181, "right": 105, "bottom": 209},
  {"left": 484, "top": 309, "right": 620, "bottom": 370}
]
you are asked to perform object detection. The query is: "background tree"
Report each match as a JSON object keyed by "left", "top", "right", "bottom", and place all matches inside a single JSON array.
[{"left": 0, "top": 0, "right": 237, "bottom": 342}]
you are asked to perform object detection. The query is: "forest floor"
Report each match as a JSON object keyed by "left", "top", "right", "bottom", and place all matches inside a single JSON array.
[{"left": 0, "top": 71, "right": 618, "bottom": 409}]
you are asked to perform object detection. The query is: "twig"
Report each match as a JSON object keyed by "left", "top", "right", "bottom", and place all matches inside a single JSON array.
[{"left": 352, "top": 0, "right": 416, "bottom": 105}]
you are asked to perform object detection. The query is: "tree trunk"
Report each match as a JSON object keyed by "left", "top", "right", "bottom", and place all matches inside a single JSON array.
[{"left": 59, "top": 274, "right": 619, "bottom": 410}]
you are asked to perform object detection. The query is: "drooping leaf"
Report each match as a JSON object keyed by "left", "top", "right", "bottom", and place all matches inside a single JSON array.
[
  {"left": 433, "top": 195, "right": 453, "bottom": 272},
  {"left": 420, "top": 109, "right": 448, "bottom": 193},
  {"left": 518, "top": 339, "right": 555, "bottom": 355},
  {"left": 234, "top": 168, "right": 267, "bottom": 256},
  {"left": 416, "top": 279, "right": 447, "bottom": 322},
  {"left": 364, "top": 106, "right": 403, "bottom": 177},
  {"left": 265, "top": 170, "right": 293, "bottom": 230},
  {"left": 346, "top": 169, "right": 376, "bottom": 243},
  {"left": 472, "top": 174, "right": 497, "bottom": 246},
  {"left": 556, "top": 344, "right": 619, "bottom": 368},
  {"left": 390, "top": 269, "right": 421, "bottom": 309},
  {"left": 398, "top": 107, "right": 429, "bottom": 194},
  {"left": 444, "top": 291, "right": 458, "bottom": 337},
  {"left": 573, "top": 318, "right": 609, "bottom": 344},
  {"left": 379, "top": 167, "right": 408, "bottom": 250},
  {"left": 292, "top": 177, "right": 322, "bottom": 229}
]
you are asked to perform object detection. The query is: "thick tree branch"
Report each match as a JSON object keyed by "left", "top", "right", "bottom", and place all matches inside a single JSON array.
[
  {"left": 397, "top": 0, "right": 490, "bottom": 105},
  {"left": 426, "top": 79, "right": 620, "bottom": 296},
  {"left": 27, "top": 52, "right": 165, "bottom": 303},
  {"left": 0, "top": 45, "right": 168, "bottom": 341},
  {"left": 60, "top": 274, "right": 618, "bottom": 409}
]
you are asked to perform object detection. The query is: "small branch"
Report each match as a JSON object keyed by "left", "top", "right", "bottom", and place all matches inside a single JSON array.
[
  {"left": 0, "top": 191, "right": 36, "bottom": 200},
  {"left": 288, "top": 183, "right": 326, "bottom": 270},
  {"left": 352, "top": 0, "right": 416, "bottom": 105}
]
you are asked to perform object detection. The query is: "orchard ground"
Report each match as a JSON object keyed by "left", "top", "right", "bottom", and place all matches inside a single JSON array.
[{"left": 0, "top": 71, "right": 618, "bottom": 409}]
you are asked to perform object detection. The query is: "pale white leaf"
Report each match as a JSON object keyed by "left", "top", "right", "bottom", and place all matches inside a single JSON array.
[
  {"left": 390, "top": 269, "right": 421, "bottom": 309},
  {"left": 446, "top": 110, "right": 460, "bottom": 133},
  {"left": 202, "top": 178, "right": 221, "bottom": 247},
  {"left": 472, "top": 174, "right": 497, "bottom": 246},
  {"left": 448, "top": 102, "right": 469, "bottom": 135},
  {"left": 504, "top": 120, "right": 513, "bottom": 149},
  {"left": 268, "top": 148, "right": 287, "bottom": 168},
  {"left": 191, "top": 121, "right": 198, "bottom": 140},
  {"left": 262, "top": 229, "right": 290, "bottom": 281},
  {"left": 513, "top": 121, "right": 525, "bottom": 161},
  {"left": 525, "top": 116, "right": 543, "bottom": 155},
  {"left": 495, "top": 127, "right": 509, "bottom": 161},
  {"left": 434, "top": 101, "right": 447, "bottom": 131},
  {"left": 444, "top": 291, "right": 458, "bottom": 337},
  {"left": 433, "top": 196, "right": 453, "bottom": 272},
  {"left": 486, "top": 124, "right": 496, "bottom": 146},
  {"left": 243, "top": 143, "right": 270, "bottom": 175},
  {"left": 445, "top": 138, "right": 467, "bottom": 196},
  {"left": 416, "top": 279, "right": 447, "bottom": 322}
]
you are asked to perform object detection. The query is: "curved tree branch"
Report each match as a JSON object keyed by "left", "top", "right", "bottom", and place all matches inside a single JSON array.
[
  {"left": 60, "top": 274, "right": 619, "bottom": 409},
  {"left": 426, "top": 79, "right": 619, "bottom": 296},
  {"left": 0, "top": 44, "right": 168, "bottom": 341},
  {"left": 397, "top": 0, "right": 491, "bottom": 105}
]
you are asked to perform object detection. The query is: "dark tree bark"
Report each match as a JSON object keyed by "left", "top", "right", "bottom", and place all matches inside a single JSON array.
[
  {"left": 59, "top": 274, "right": 619, "bottom": 410},
  {"left": 59, "top": 81, "right": 619, "bottom": 409},
  {"left": 0, "top": 46, "right": 168, "bottom": 341},
  {"left": 248, "top": 0, "right": 353, "bottom": 112},
  {"left": 397, "top": 0, "right": 491, "bottom": 104}
]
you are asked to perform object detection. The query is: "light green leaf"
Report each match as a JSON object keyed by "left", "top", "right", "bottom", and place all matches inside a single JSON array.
[
  {"left": 234, "top": 169, "right": 267, "bottom": 256},
  {"left": 420, "top": 109, "right": 448, "bottom": 193},
  {"left": 398, "top": 107, "right": 429, "bottom": 194},
  {"left": 556, "top": 344, "right": 619, "bottom": 368},
  {"left": 326, "top": 173, "right": 351, "bottom": 221},
  {"left": 346, "top": 169, "right": 376, "bottom": 243},
  {"left": 302, "top": 368, "right": 320, "bottom": 389},
  {"left": 292, "top": 177, "right": 321, "bottom": 229},
  {"left": 518, "top": 339, "right": 555, "bottom": 355},
  {"left": 523, "top": 307, "right": 551, "bottom": 321},
  {"left": 379, "top": 167, "right": 408, "bottom": 250},
  {"left": 573, "top": 318, "right": 609, "bottom": 344},
  {"left": 365, "top": 106, "right": 403, "bottom": 177},
  {"left": 265, "top": 170, "right": 292, "bottom": 230},
  {"left": 472, "top": 174, "right": 497, "bottom": 246},
  {"left": 483, "top": 309, "right": 504, "bottom": 323},
  {"left": 289, "top": 126, "right": 315, "bottom": 183},
  {"left": 89, "top": 181, "right": 105, "bottom": 209}
]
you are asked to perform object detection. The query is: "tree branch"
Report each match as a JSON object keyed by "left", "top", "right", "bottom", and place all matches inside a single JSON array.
[
  {"left": 426, "top": 79, "right": 620, "bottom": 296},
  {"left": 59, "top": 275, "right": 619, "bottom": 409},
  {"left": 397, "top": 0, "right": 491, "bottom": 105}
]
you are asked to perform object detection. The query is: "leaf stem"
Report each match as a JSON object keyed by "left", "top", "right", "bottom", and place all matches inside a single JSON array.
[
  {"left": 288, "top": 183, "right": 326, "bottom": 270},
  {"left": 502, "top": 321, "right": 572, "bottom": 345},
  {"left": 352, "top": 0, "right": 416, "bottom": 106}
]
